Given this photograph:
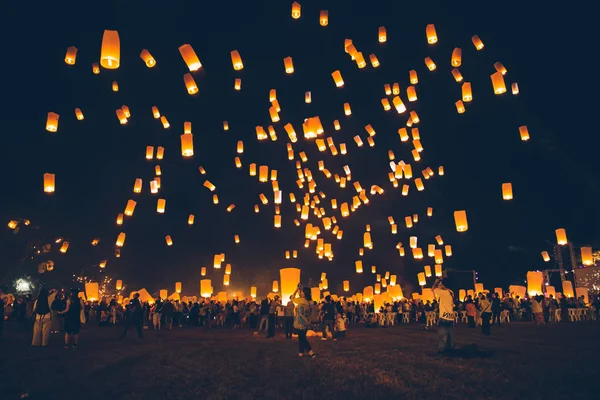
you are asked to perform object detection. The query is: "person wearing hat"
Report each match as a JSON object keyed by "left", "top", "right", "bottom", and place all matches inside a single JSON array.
[{"left": 266, "top": 295, "right": 280, "bottom": 338}]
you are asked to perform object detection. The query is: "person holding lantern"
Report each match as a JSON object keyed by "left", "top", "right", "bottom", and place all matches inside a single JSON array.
[{"left": 291, "top": 284, "right": 316, "bottom": 358}]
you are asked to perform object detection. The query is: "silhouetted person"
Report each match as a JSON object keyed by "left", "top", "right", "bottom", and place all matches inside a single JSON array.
[{"left": 120, "top": 293, "right": 143, "bottom": 339}]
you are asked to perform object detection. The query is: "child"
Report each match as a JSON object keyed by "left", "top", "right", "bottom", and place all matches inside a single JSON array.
[{"left": 335, "top": 313, "right": 347, "bottom": 339}]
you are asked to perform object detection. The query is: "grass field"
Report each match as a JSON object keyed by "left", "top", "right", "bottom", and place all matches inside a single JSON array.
[{"left": 1, "top": 321, "right": 598, "bottom": 400}]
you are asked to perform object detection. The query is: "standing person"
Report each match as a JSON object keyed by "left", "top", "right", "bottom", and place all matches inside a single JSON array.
[
  {"left": 432, "top": 278, "right": 455, "bottom": 354},
  {"left": 31, "top": 288, "right": 52, "bottom": 347},
  {"left": 120, "top": 293, "right": 143, "bottom": 339},
  {"left": 163, "top": 300, "right": 174, "bottom": 330},
  {"left": 491, "top": 294, "right": 501, "bottom": 325},
  {"left": 479, "top": 293, "right": 492, "bottom": 336},
  {"left": 291, "top": 285, "right": 316, "bottom": 358},
  {"left": 152, "top": 298, "right": 163, "bottom": 330},
  {"left": 335, "top": 313, "right": 347, "bottom": 339},
  {"left": 283, "top": 297, "right": 295, "bottom": 339},
  {"left": 266, "top": 296, "right": 279, "bottom": 338},
  {"left": 465, "top": 298, "right": 476, "bottom": 328},
  {"left": 60, "top": 289, "right": 83, "bottom": 349},
  {"left": 256, "top": 298, "right": 269, "bottom": 333},
  {"left": 320, "top": 295, "right": 336, "bottom": 341},
  {"left": 531, "top": 295, "right": 544, "bottom": 326}
]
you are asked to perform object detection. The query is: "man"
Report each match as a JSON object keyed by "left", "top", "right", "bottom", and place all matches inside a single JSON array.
[
  {"left": 320, "top": 295, "right": 336, "bottom": 341},
  {"left": 266, "top": 296, "right": 279, "bottom": 338},
  {"left": 491, "top": 293, "right": 501, "bottom": 325},
  {"left": 120, "top": 293, "right": 143, "bottom": 339},
  {"left": 432, "top": 278, "right": 454, "bottom": 354},
  {"left": 257, "top": 298, "right": 270, "bottom": 333}
]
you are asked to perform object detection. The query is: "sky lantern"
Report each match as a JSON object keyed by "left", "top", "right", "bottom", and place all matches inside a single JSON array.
[
  {"left": 562, "top": 281, "right": 574, "bottom": 298},
  {"left": 355, "top": 260, "right": 363, "bottom": 273},
  {"left": 424, "top": 265, "right": 432, "bottom": 278},
  {"left": 200, "top": 279, "right": 212, "bottom": 297},
  {"left": 454, "top": 210, "right": 468, "bottom": 232},
  {"left": 121, "top": 105, "right": 131, "bottom": 118},
  {"left": 46, "top": 112, "right": 59, "bottom": 132},
  {"left": 444, "top": 245, "right": 453, "bottom": 257},
  {"left": 319, "top": 10, "right": 328, "bottom": 26},
  {"left": 124, "top": 199, "right": 137, "bottom": 216},
  {"left": 424, "top": 57, "right": 436, "bottom": 71},
  {"left": 541, "top": 251, "right": 550, "bottom": 262},
  {"left": 116, "top": 280, "right": 123, "bottom": 291},
  {"left": 519, "top": 126, "right": 530, "bottom": 141},
  {"left": 283, "top": 56, "right": 294, "bottom": 74},
  {"left": 369, "top": 54, "right": 380, "bottom": 68},
  {"left": 225, "top": 264, "right": 232, "bottom": 275},
  {"left": 494, "top": 62, "right": 507, "bottom": 75},
  {"left": 555, "top": 228, "right": 568, "bottom": 245},
  {"left": 204, "top": 180, "right": 216, "bottom": 191},
  {"left": 526, "top": 271, "right": 544, "bottom": 296},
  {"left": 116, "top": 109, "right": 127, "bottom": 124},
  {"left": 291, "top": 2, "right": 301, "bottom": 19},
  {"left": 512, "top": 83, "right": 519, "bottom": 95},
  {"left": 183, "top": 73, "right": 199, "bottom": 94},
  {"left": 145, "top": 146, "right": 154, "bottom": 160},
  {"left": 455, "top": 100, "right": 465, "bottom": 114},
  {"left": 250, "top": 286, "right": 257, "bottom": 298},
  {"left": 502, "top": 183, "right": 513, "bottom": 200},
  {"left": 407, "top": 86, "right": 417, "bottom": 101},
  {"left": 140, "top": 49, "right": 156, "bottom": 67},
  {"left": 378, "top": 26, "right": 387, "bottom": 42},
  {"left": 115, "top": 232, "right": 126, "bottom": 247},
  {"left": 272, "top": 280, "right": 279, "bottom": 292},
  {"left": 201, "top": 267, "right": 207, "bottom": 276},
  {"left": 425, "top": 24, "right": 438, "bottom": 44},
  {"left": 92, "top": 63, "right": 100, "bottom": 74},
  {"left": 280, "top": 268, "right": 301, "bottom": 305},
  {"left": 581, "top": 247, "right": 593, "bottom": 266},
  {"left": 435, "top": 265, "right": 443, "bottom": 277},
  {"left": 462, "top": 82, "right": 472, "bottom": 102},
  {"left": 43, "top": 173, "right": 55, "bottom": 193},
  {"left": 152, "top": 106, "right": 160, "bottom": 119},
  {"left": 331, "top": 70, "right": 344, "bottom": 87},
  {"left": 188, "top": 214, "right": 195, "bottom": 225},
  {"left": 59, "top": 241, "right": 70, "bottom": 253},
  {"left": 180, "top": 134, "right": 194, "bottom": 157},
  {"left": 175, "top": 282, "right": 182, "bottom": 293},
  {"left": 472, "top": 35, "right": 484, "bottom": 50},
  {"left": 451, "top": 47, "right": 462, "bottom": 67},
  {"left": 157, "top": 198, "right": 166, "bottom": 213},
  {"left": 230, "top": 50, "right": 243, "bottom": 70},
  {"left": 409, "top": 70, "right": 418, "bottom": 84},
  {"left": 418, "top": 272, "right": 426, "bottom": 286},
  {"left": 343, "top": 280, "right": 350, "bottom": 292},
  {"left": 451, "top": 68, "right": 463, "bottom": 82},
  {"left": 178, "top": 44, "right": 202, "bottom": 71},
  {"left": 392, "top": 96, "right": 406, "bottom": 113},
  {"left": 64, "top": 46, "right": 78, "bottom": 65},
  {"left": 490, "top": 72, "right": 507, "bottom": 94},
  {"left": 100, "top": 30, "right": 120, "bottom": 69},
  {"left": 305, "top": 91, "right": 311, "bottom": 103}
]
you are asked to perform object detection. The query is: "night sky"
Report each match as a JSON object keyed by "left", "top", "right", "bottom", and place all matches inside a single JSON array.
[{"left": 1, "top": 0, "right": 598, "bottom": 297}]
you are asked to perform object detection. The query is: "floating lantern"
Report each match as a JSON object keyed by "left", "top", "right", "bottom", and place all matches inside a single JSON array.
[
  {"left": 519, "top": 126, "right": 530, "bottom": 141},
  {"left": 462, "top": 82, "right": 472, "bottom": 102},
  {"left": 200, "top": 279, "right": 212, "bottom": 297},
  {"left": 175, "top": 282, "right": 182, "bottom": 293},
  {"left": 283, "top": 56, "right": 294, "bottom": 74},
  {"left": 409, "top": 70, "right": 418, "bottom": 84},
  {"left": 494, "top": 62, "right": 507, "bottom": 75},
  {"left": 418, "top": 272, "right": 426, "bottom": 286},
  {"left": 280, "top": 268, "right": 301, "bottom": 305},
  {"left": 181, "top": 134, "right": 194, "bottom": 157},
  {"left": 581, "top": 247, "right": 594, "bottom": 266},
  {"left": 161, "top": 116, "right": 170, "bottom": 129},
  {"left": 201, "top": 267, "right": 207, "bottom": 276},
  {"left": 526, "top": 271, "right": 544, "bottom": 296},
  {"left": 112, "top": 81, "right": 119, "bottom": 92},
  {"left": 472, "top": 35, "right": 484, "bottom": 50},
  {"left": 116, "top": 109, "right": 127, "bottom": 124},
  {"left": 451, "top": 68, "right": 463, "bottom": 82},
  {"left": 355, "top": 260, "right": 363, "bottom": 273},
  {"left": 555, "top": 228, "right": 567, "bottom": 245},
  {"left": 65, "top": 46, "right": 78, "bottom": 65},
  {"left": 145, "top": 146, "right": 154, "bottom": 160},
  {"left": 272, "top": 280, "right": 279, "bottom": 292},
  {"left": 291, "top": 2, "right": 301, "bottom": 19},
  {"left": 562, "top": 281, "right": 574, "bottom": 298},
  {"left": 541, "top": 251, "right": 550, "bottom": 262},
  {"left": 512, "top": 82, "right": 519, "bottom": 95},
  {"left": 250, "top": 286, "right": 257, "bottom": 298},
  {"left": 46, "top": 112, "right": 59, "bottom": 132},
  {"left": 491, "top": 72, "right": 507, "bottom": 94},
  {"left": 100, "top": 30, "right": 120, "bottom": 69},
  {"left": 455, "top": 100, "right": 465, "bottom": 114},
  {"left": 454, "top": 210, "right": 468, "bottom": 232},
  {"left": 501, "top": 183, "right": 513, "bottom": 200},
  {"left": 230, "top": 50, "right": 243, "bottom": 70},
  {"left": 451, "top": 47, "right": 462, "bottom": 67},
  {"left": 115, "top": 232, "right": 126, "bottom": 247},
  {"left": 331, "top": 70, "right": 344, "bottom": 87},
  {"left": 320, "top": 10, "right": 328, "bottom": 26},
  {"left": 157, "top": 198, "right": 166, "bottom": 213},
  {"left": 188, "top": 214, "right": 195, "bottom": 225},
  {"left": 124, "top": 199, "right": 137, "bottom": 216},
  {"left": 369, "top": 54, "right": 380, "bottom": 68},
  {"left": 183, "top": 73, "right": 199, "bottom": 94},
  {"left": 92, "top": 63, "right": 100, "bottom": 74},
  {"left": 424, "top": 57, "right": 436, "bottom": 71},
  {"left": 43, "top": 173, "right": 55, "bottom": 193},
  {"left": 178, "top": 44, "right": 202, "bottom": 71},
  {"left": 435, "top": 264, "right": 443, "bottom": 277},
  {"left": 444, "top": 245, "right": 452, "bottom": 257},
  {"left": 152, "top": 106, "right": 160, "bottom": 119},
  {"left": 140, "top": 49, "right": 156, "bottom": 67},
  {"left": 425, "top": 24, "right": 438, "bottom": 44}
]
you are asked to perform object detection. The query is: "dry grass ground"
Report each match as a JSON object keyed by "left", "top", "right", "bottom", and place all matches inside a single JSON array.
[{"left": 1, "top": 321, "right": 598, "bottom": 400}]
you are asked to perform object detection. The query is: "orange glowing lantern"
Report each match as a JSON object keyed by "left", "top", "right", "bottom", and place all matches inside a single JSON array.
[
  {"left": 140, "top": 49, "right": 156, "bottom": 67},
  {"left": 100, "top": 30, "right": 120, "bottom": 69},
  {"left": 183, "top": 73, "right": 199, "bottom": 94},
  {"left": 230, "top": 50, "right": 243, "bottom": 70},
  {"left": 178, "top": 44, "right": 202, "bottom": 71},
  {"left": 425, "top": 24, "right": 438, "bottom": 44},
  {"left": 46, "top": 112, "right": 59, "bottom": 132},
  {"left": 454, "top": 210, "right": 468, "bottom": 232}
]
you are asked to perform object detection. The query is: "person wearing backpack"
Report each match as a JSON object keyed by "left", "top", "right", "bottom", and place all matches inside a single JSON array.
[
  {"left": 291, "top": 285, "right": 316, "bottom": 358},
  {"left": 31, "top": 288, "right": 53, "bottom": 346}
]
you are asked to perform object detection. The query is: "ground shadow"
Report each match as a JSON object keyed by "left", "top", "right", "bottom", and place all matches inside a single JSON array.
[{"left": 439, "top": 344, "right": 495, "bottom": 359}]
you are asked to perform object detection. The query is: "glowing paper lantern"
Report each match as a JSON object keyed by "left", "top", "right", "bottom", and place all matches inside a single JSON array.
[
  {"left": 472, "top": 35, "right": 484, "bottom": 50},
  {"left": 320, "top": 10, "right": 328, "bottom": 26},
  {"left": 502, "top": 183, "right": 513, "bottom": 200},
  {"left": 291, "top": 1, "right": 301, "bottom": 19},
  {"left": 230, "top": 50, "right": 243, "bottom": 70},
  {"left": 178, "top": 44, "right": 202, "bottom": 71},
  {"left": 280, "top": 268, "right": 301, "bottom": 305},
  {"left": 526, "top": 271, "right": 544, "bottom": 296},
  {"left": 355, "top": 260, "right": 363, "bottom": 273},
  {"left": 180, "top": 134, "right": 194, "bottom": 157},
  {"left": 424, "top": 57, "right": 436, "bottom": 71},
  {"left": 175, "top": 282, "right": 182, "bottom": 293},
  {"left": 165, "top": 235, "right": 173, "bottom": 246},
  {"left": 418, "top": 272, "right": 426, "bottom": 286},
  {"left": 43, "top": 173, "right": 55, "bottom": 193},
  {"left": 581, "top": 247, "right": 593, "bottom": 266},
  {"left": 272, "top": 280, "right": 279, "bottom": 293},
  {"left": 46, "top": 112, "right": 59, "bottom": 132},
  {"left": 157, "top": 198, "right": 166, "bottom": 213},
  {"left": 425, "top": 24, "right": 438, "bottom": 44},
  {"left": 491, "top": 72, "right": 507, "bottom": 94},
  {"left": 435, "top": 264, "right": 443, "bottom": 277},
  {"left": 116, "top": 280, "right": 123, "bottom": 291},
  {"left": 454, "top": 210, "right": 468, "bottom": 232},
  {"left": 100, "top": 30, "right": 120, "bottom": 69},
  {"left": 188, "top": 214, "right": 195, "bottom": 225},
  {"left": 201, "top": 267, "right": 207, "bottom": 276},
  {"left": 424, "top": 265, "right": 432, "bottom": 278},
  {"left": 283, "top": 56, "right": 294, "bottom": 74},
  {"left": 343, "top": 280, "right": 350, "bottom": 292},
  {"left": 512, "top": 83, "right": 519, "bottom": 95},
  {"left": 140, "top": 49, "right": 156, "bottom": 67},
  {"left": 92, "top": 63, "right": 100, "bottom": 74},
  {"left": 519, "top": 126, "right": 530, "bottom": 141},
  {"left": 64, "top": 46, "right": 78, "bottom": 65},
  {"left": 115, "top": 232, "right": 126, "bottom": 247},
  {"left": 200, "top": 279, "right": 212, "bottom": 298},
  {"left": 562, "top": 281, "right": 574, "bottom": 298},
  {"left": 183, "top": 73, "right": 199, "bottom": 94},
  {"left": 363, "top": 286, "right": 374, "bottom": 302},
  {"left": 124, "top": 199, "right": 137, "bottom": 216},
  {"left": 555, "top": 228, "right": 568, "bottom": 245},
  {"left": 85, "top": 282, "right": 100, "bottom": 302},
  {"left": 462, "top": 82, "right": 472, "bottom": 102},
  {"left": 451, "top": 47, "right": 462, "bottom": 67},
  {"left": 331, "top": 70, "right": 344, "bottom": 87},
  {"left": 378, "top": 26, "right": 387, "bottom": 42},
  {"left": 541, "top": 251, "right": 550, "bottom": 262}
]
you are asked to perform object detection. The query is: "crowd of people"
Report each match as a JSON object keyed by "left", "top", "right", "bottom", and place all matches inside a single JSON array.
[{"left": 1, "top": 283, "right": 599, "bottom": 357}]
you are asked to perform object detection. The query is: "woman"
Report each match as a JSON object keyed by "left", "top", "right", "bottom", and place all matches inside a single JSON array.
[
  {"left": 479, "top": 293, "right": 492, "bottom": 336},
  {"left": 60, "top": 289, "right": 82, "bottom": 349},
  {"left": 32, "top": 288, "right": 52, "bottom": 346},
  {"left": 291, "top": 285, "right": 316, "bottom": 358}
]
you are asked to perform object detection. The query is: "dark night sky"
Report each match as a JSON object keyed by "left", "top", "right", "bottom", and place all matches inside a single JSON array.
[{"left": 1, "top": 0, "right": 598, "bottom": 297}]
